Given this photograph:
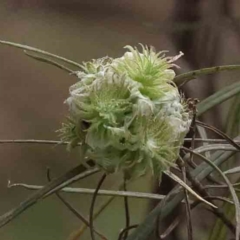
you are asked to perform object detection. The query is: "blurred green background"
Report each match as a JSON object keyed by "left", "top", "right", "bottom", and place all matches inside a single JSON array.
[{"left": 0, "top": 1, "right": 240, "bottom": 239}]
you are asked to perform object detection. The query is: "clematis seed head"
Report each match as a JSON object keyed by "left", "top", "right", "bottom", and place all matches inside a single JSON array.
[{"left": 60, "top": 45, "right": 192, "bottom": 178}]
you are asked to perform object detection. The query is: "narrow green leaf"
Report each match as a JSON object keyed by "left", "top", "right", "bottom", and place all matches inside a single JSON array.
[
  {"left": 0, "top": 40, "right": 82, "bottom": 68},
  {"left": 197, "top": 81, "right": 240, "bottom": 116},
  {"left": 24, "top": 51, "right": 74, "bottom": 74},
  {"left": 183, "top": 144, "right": 237, "bottom": 155},
  {"left": 197, "top": 126, "right": 211, "bottom": 159},
  {"left": 226, "top": 94, "right": 240, "bottom": 137},
  {"left": 190, "top": 152, "right": 240, "bottom": 240},
  {"left": 209, "top": 95, "right": 240, "bottom": 240},
  {"left": 224, "top": 166, "right": 240, "bottom": 175},
  {"left": 221, "top": 94, "right": 240, "bottom": 170},
  {"left": 174, "top": 65, "right": 240, "bottom": 86},
  {"left": 208, "top": 177, "right": 240, "bottom": 240}
]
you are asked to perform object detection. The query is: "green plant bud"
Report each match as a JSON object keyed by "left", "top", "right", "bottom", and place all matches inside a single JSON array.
[{"left": 61, "top": 45, "right": 191, "bottom": 178}]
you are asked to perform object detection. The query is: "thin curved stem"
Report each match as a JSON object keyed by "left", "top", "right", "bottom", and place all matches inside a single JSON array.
[
  {"left": 118, "top": 225, "right": 138, "bottom": 240},
  {"left": 123, "top": 178, "right": 130, "bottom": 240},
  {"left": 196, "top": 120, "right": 240, "bottom": 151},
  {"left": 205, "top": 182, "right": 240, "bottom": 189},
  {"left": 89, "top": 174, "right": 107, "bottom": 240}
]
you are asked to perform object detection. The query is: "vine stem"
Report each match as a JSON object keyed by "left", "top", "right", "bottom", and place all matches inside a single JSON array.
[{"left": 89, "top": 173, "right": 107, "bottom": 240}]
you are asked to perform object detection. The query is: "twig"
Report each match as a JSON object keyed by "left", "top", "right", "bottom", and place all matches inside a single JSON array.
[
  {"left": 8, "top": 182, "right": 169, "bottom": 201},
  {"left": 1, "top": 138, "right": 240, "bottom": 145}
]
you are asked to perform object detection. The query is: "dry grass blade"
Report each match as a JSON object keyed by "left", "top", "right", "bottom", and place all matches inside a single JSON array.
[{"left": 164, "top": 170, "right": 217, "bottom": 208}]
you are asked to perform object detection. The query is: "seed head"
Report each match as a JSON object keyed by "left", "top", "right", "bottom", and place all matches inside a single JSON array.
[{"left": 60, "top": 45, "right": 191, "bottom": 178}]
